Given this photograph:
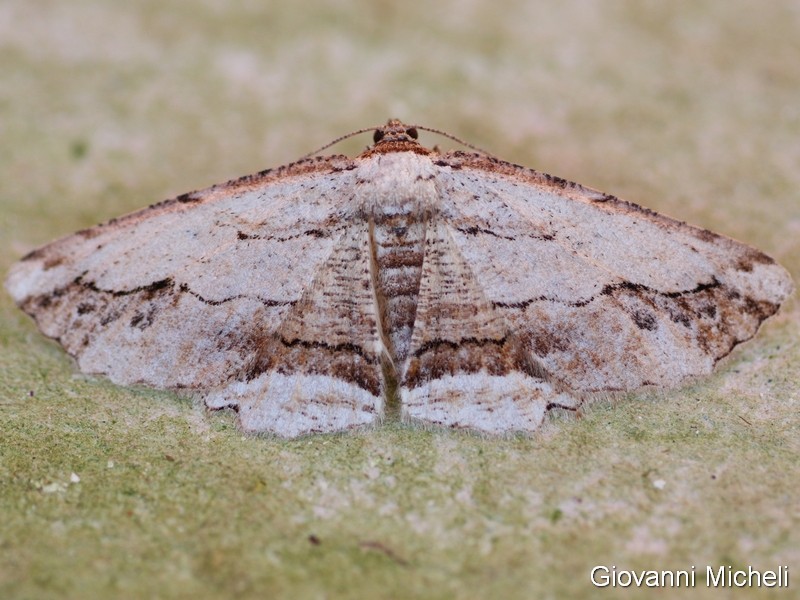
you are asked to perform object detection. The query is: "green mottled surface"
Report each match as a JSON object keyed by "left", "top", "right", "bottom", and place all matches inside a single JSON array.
[{"left": 1, "top": 2, "right": 798, "bottom": 598}]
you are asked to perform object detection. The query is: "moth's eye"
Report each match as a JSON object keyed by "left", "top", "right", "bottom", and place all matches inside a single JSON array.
[
  {"left": 373, "top": 130, "right": 385, "bottom": 143},
  {"left": 406, "top": 128, "right": 418, "bottom": 139}
]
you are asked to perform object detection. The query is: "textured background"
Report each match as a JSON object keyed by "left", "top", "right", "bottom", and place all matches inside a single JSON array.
[{"left": 1, "top": 1, "right": 798, "bottom": 598}]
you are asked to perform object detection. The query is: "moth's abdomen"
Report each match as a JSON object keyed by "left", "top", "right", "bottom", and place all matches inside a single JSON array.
[{"left": 370, "top": 200, "right": 426, "bottom": 364}]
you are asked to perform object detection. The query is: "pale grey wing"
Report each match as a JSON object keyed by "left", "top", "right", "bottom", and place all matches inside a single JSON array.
[
  {"left": 433, "top": 154, "right": 793, "bottom": 394},
  {"left": 400, "top": 219, "right": 578, "bottom": 434},
  {"left": 204, "top": 221, "right": 385, "bottom": 437},
  {"left": 4, "top": 157, "right": 368, "bottom": 393}
]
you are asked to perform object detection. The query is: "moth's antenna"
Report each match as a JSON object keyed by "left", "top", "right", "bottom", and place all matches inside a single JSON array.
[
  {"left": 300, "top": 126, "right": 379, "bottom": 159},
  {"left": 413, "top": 125, "right": 496, "bottom": 157},
  {"left": 300, "top": 122, "right": 496, "bottom": 159}
]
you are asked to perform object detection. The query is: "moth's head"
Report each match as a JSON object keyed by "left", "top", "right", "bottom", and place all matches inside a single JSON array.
[
  {"left": 361, "top": 119, "right": 489, "bottom": 159},
  {"left": 304, "top": 119, "right": 430, "bottom": 160},
  {"left": 361, "top": 119, "right": 430, "bottom": 157},
  {"left": 371, "top": 119, "right": 420, "bottom": 147}
]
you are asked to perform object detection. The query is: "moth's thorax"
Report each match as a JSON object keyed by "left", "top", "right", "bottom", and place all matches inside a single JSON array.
[
  {"left": 356, "top": 151, "right": 436, "bottom": 188},
  {"left": 356, "top": 152, "right": 438, "bottom": 364}
]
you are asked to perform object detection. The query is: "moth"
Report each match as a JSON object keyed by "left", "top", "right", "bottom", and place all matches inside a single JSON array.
[{"left": 6, "top": 120, "right": 794, "bottom": 437}]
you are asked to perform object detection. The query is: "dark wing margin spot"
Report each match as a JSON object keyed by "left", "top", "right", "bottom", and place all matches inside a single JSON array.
[
  {"left": 632, "top": 309, "right": 658, "bottom": 331},
  {"left": 434, "top": 159, "right": 462, "bottom": 170},
  {"left": 20, "top": 247, "right": 45, "bottom": 261},
  {"left": 236, "top": 229, "right": 328, "bottom": 241},
  {"left": 546, "top": 401, "right": 579, "bottom": 412},
  {"left": 455, "top": 226, "right": 515, "bottom": 240},
  {"left": 176, "top": 192, "right": 202, "bottom": 203},
  {"left": 493, "top": 295, "right": 593, "bottom": 310}
]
